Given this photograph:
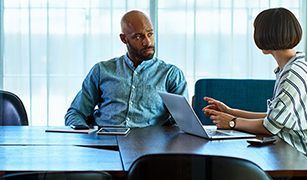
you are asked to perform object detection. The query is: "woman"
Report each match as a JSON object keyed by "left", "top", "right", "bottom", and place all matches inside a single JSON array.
[{"left": 203, "top": 7, "right": 307, "bottom": 155}]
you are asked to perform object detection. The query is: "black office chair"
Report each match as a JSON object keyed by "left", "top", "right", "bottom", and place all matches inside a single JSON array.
[
  {"left": 0, "top": 171, "right": 113, "bottom": 180},
  {"left": 128, "top": 153, "right": 272, "bottom": 180},
  {"left": 0, "top": 90, "right": 29, "bottom": 125},
  {"left": 193, "top": 79, "right": 275, "bottom": 125}
]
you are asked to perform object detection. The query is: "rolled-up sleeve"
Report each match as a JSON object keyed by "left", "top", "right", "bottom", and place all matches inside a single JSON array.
[{"left": 263, "top": 94, "right": 291, "bottom": 135}]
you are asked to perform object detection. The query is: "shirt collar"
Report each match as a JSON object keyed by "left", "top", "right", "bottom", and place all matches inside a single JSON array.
[
  {"left": 274, "top": 52, "right": 306, "bottom": 75},
  {"left": 124, "top": 53, "right": 156, "bottom": 71}
]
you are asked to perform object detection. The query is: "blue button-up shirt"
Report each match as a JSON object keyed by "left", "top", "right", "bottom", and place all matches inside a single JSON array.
[{"left": 65, "top": 54, "right": 189, "bottom": 128}]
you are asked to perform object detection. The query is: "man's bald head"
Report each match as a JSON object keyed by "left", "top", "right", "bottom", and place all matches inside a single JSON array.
[
  {"left": 119, "top": 10, "right": 155, "bottom": 67},
  {"left": 121, "top": 10, "right": 152, "bottom": 35}
]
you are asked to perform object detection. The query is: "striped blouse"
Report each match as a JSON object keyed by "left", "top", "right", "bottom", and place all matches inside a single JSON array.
[{"left": 263, "top": 52, "right": 307, "bottom": 155}]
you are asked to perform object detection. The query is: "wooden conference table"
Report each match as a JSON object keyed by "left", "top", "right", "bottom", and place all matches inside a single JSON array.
[
  {"left": 0, "top": 126, "right": 123, "bottom": 179},
  {"left": 1, "top": 126, "right": 307, "bottom": 179}
]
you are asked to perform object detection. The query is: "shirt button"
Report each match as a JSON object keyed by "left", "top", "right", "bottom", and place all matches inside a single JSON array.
[
  {"left": 126, "top": 117, "right": 130, "bottom": 121},
  {"left": 130, "top": 102, "right": 133, "bottom": 105},
  {"left": 134, "top": 72, "right": 137, "bottom": 75},
  {"left": 130, "top": 62, "right": 133, "bottom": 64},
  {"left": 132, "top": 85, "right": 135, "bottom": 89}
]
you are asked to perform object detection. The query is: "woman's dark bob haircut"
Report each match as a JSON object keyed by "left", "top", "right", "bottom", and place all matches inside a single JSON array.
[{"left": 254, "top": 7, "right": 302, "bottom": 50}]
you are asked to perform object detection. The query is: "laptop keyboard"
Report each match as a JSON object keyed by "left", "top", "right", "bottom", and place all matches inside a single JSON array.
[{"left": 206, "top": 129, "right": 231, "bottom": 136}]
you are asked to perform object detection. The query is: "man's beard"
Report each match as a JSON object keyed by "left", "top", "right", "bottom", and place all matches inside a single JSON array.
[{"left": 127, "top": 40, "right": 155, "bottom": 60}]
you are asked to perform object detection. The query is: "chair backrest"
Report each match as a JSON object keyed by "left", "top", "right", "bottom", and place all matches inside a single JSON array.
[
  {"left": 0, "top": 171, "right": 113, "bottom": 180},
  {"left": 0, "top": 90, "right": 29, "bottom": 125},
  {"left": 127, "top": 153, "right": 272, "bottom": 180},
  {"left": 194, "top": 79, "right": 275, "bottom": 125}
]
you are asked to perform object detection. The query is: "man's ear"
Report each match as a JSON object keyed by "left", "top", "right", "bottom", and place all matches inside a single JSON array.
[{"left": 120, "top": 33, "right": 127, "bottom": 44}]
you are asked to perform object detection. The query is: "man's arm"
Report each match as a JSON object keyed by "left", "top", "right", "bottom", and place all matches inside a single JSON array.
[
  {"left": 167, "top": 66, "right": 189, "bottom": 100},
  {"left": 65, "top": 107, "right": 89, "bottom": 127},
  {"left": 162, "top": 66, "right": 189, "bottom": 126},
  {"left": 64, "top": 64, "right": 101, "bottom": 127}
]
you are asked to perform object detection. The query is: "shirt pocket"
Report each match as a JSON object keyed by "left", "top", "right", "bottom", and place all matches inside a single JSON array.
[{"left": 140, "top": 85, "right": 165, "bottom": 109}]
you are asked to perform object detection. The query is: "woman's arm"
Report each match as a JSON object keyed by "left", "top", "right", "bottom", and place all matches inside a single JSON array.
[
  {"left": 204, "top": 108, "right": 272, "bottom": 135},
  {"left": 203, "top": 97, "right": 267, "bottom": 119},
  {"left": 230, "top": 109, "right": 267, "bottom": 119},
  {"left": 235, "top": 118, "right": 272, "bottom": 135}
]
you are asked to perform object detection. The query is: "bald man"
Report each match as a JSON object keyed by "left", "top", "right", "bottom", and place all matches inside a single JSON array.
[{"left": 65, "top": 10, "right": 189, "bottom": 128}]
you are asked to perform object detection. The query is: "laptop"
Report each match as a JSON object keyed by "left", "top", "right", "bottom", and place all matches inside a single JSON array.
[{"left": 158, "top": 91, "right": 256, "bottom": 140}]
